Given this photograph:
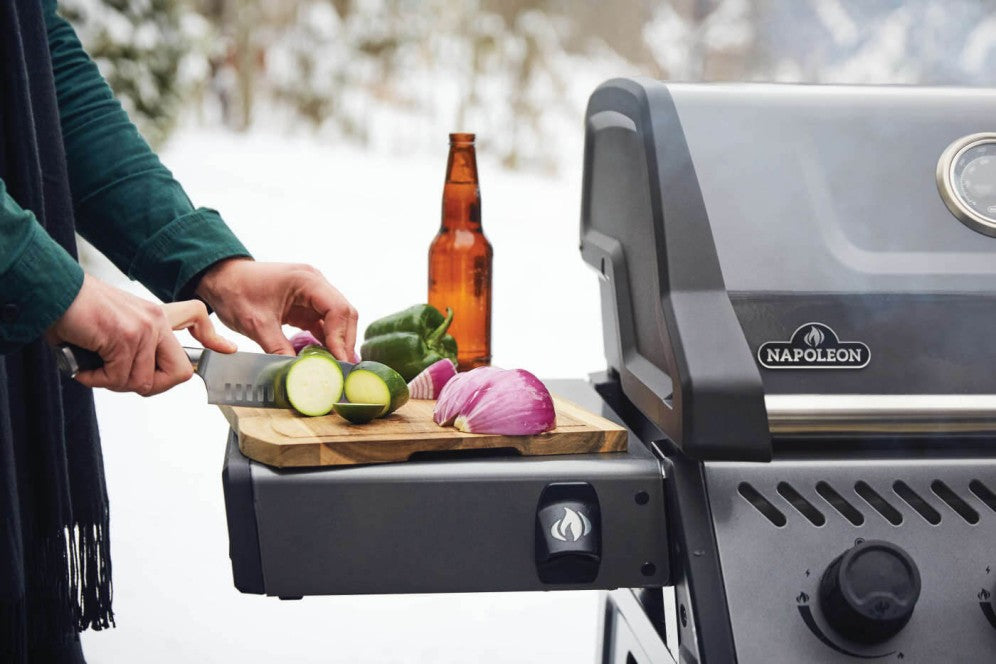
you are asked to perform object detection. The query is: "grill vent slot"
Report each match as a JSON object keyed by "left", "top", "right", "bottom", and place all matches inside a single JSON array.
[
  {"left": 735, "top": 479, "right": 994, "bottom": 528},
  {"left": 738, "top": 482, "right": 786, "bottom": 527},
  {"left": 969, "top": 480, "right": 996, "bottom": 514},
  {"left": 931, "top": 480, "right": 980, "bottom": 524},
  {"left": 815, "top": 481, "right": 864, "bottom": 526},
  {"left": 776, "top": 482, "right": 825, "bottom": 526},
  {"left": 854, "top": 481, "right": 903, "bottom": 525},
  {"left": 892, "top": 481, "right": 941, "bottom": 525}
]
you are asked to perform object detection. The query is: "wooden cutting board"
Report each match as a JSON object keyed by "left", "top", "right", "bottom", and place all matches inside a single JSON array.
[{"left": 221, "top": 395, "right": 627, "bottom": 468}]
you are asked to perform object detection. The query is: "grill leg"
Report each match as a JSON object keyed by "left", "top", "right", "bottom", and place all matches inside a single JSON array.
[{"left": 596, "top": 589, "right": 677, "bottom": 664}]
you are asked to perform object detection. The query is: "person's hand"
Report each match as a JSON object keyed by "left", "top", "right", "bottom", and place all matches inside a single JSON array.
[
  {"left": 195, "top": 258, "right": 358, "bottom": 361},
  {"left": 47, "top": 275, "right": 234, "bottom": 395},
  {"left": 162, "top": 300, "right": 237, "bottom": 354}
]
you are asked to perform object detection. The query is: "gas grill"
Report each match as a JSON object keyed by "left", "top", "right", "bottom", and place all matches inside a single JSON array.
[{"left": 221, "top": 78, "right": 996, "bottom": 663}]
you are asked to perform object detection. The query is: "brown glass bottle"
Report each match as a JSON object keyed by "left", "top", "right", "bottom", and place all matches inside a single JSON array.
[{"left": 428, "top": 133, "right": 492, "bottom": 370}]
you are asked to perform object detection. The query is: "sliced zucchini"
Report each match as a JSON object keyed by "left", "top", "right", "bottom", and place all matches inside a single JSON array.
[
  {"left": 343, "top": 361, "right": 409, "bottom": 416},
  {"left": 298, "top": 344, "right": 332, "bottom": 357},
  {"left": 332, "top": 402, "right": 386, "bottom": 424},
  {"left": 275, "top": 354, "right": 344, "bottom": 417}
]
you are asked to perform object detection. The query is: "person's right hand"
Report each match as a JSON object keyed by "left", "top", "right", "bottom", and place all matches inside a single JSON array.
[{"left": 46, "top": 274, "right": 228, "bottom": 396}]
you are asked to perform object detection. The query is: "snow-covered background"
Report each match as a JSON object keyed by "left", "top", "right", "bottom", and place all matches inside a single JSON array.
[
  {"left": 59, "top": 0, "right": 996, "bottom": 661},
  {"left": 62, "top": 0, "right": 996, "bottom": 166}
]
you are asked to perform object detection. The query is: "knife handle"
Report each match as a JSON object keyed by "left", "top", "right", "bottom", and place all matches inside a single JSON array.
[{"left": 55, "top": 344, "right": 202, "bottom": 378}]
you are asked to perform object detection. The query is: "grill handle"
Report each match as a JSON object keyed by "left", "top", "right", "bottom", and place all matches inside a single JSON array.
[
  {"left": 580, "top": 78, "right": 771, "bottom": 460},
  {"left": 766, "top": 394, "right": 996, "bottom": 436}
]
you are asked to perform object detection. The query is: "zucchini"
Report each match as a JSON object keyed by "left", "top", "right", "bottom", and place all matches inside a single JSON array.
[
  {"left": 298, "top": 344, "right": 331, "bottom": 358},
  {"left": 332, "top": 402, "right": 386, "bottom": 424},
  {"left": 274, "top": 354, "right": 344, "bottom": 417},
  {"left": 344, "top": 361, "right": 409, "bottom": 416}
]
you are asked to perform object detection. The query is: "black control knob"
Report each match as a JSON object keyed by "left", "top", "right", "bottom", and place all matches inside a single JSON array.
[{"left": 818, "top": 540, "right": 921, "bottom": 644}]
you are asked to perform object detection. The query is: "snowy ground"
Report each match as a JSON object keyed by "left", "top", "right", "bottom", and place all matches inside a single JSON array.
[{"left": 80, "top": 127, "right": 607, "bottom": 663}]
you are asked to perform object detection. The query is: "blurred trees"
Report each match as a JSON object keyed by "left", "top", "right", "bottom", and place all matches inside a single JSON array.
[
  {"left": 61, "top": 0, "right": 210, "bottom": 148},
  {"left": 63, "top": 0, "right": 996, "bottom": 170}
]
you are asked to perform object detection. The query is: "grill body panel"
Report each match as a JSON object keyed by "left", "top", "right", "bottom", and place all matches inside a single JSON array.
[{"left": 706, "top": 457, "right": 996, "bottom": 663}]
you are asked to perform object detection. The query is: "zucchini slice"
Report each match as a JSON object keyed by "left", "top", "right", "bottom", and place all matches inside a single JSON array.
[
  {"left": 298, "top": 344, "right": 332, "bottom": 358},
  {"left": 332, "top": 402, "right": 386, "bottom": 424},
  {"left": 344, "top": 361, "right": 409, "bottom": 416},
  {"left": 275, "top": 354, "right": 344, "bottom": 417}
]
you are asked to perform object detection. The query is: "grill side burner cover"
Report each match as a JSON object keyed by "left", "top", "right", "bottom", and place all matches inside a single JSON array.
[{"left": 535, "top": 482, "right": 601, "bottom": 584}]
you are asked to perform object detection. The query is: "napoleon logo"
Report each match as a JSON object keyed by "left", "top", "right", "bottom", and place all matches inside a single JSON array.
[
  {"left": 550, "top": 507, "right": 592, "bottom": 542},
  {"left": 758, "top": 323, "right": 870, "bottom": 370}
]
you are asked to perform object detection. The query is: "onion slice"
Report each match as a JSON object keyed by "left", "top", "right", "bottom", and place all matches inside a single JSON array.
[
  {"left": 407, "top": 359, "right": 457, "bottom": 399},
  {"left": 290, "top": 330, "right": 324, "bottom": 354},
  {"left": 433, "top": 366, "right": 502, "bottom": 425},
  {"left": 433, "top": 366, "right": 556, "bottom": 435}
]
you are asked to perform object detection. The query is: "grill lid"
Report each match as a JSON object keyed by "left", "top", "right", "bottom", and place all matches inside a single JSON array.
[{"left": 580, "top": 79, "right": 996, "bottom": 458}]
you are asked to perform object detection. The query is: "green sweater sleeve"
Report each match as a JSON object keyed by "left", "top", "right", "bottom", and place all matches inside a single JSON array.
[
  {"left": 44, "top": 0, "right": 251, "bottom": 303},
  {"left": 0, "top": 179, "right": 84, "bottom": 354}
]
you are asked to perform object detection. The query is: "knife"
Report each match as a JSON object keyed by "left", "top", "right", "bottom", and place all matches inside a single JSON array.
[{"left": 54, "top": 343, "right": 354, "bottom": 408}]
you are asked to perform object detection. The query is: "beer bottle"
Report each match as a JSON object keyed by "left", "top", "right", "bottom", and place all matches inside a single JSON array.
[{"left": 428, "top": 133, "right": 492, "bottom": 370}]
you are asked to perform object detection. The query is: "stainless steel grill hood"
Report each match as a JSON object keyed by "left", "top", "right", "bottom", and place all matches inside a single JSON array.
[{"left": 581, "top": 79, "right": 996, "bottom": 454}]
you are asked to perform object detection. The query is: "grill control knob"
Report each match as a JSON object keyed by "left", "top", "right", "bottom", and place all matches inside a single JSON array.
[{"left": 818, "top": 540, "right": 921, "bottom": 644}]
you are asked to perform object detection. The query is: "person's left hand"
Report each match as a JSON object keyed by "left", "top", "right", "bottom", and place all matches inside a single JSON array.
[
  {"left": 162, "top": 300, "right": 237, "bottom": 354},
  {"left": 194, "top": 258, "right": 359, "bottom": 361}
]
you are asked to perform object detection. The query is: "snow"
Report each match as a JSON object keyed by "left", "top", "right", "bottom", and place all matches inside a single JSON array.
[
  {"left": 80, "top": 127, "right": 604, "bottom": 663},
  {"left": 761, "top": 0, "right": 996, "bottom": 86},
  {"left": 961, "top": 14, "right": 996, "bottom": 74},
  {"left": 820, "top": 7, "right": 917, "bottom": 84},
  {"left": 809, "top": 0, "right": 858, "bottom": 48},
  {"left": 702, "top": 0, "right": 753, "bottom": 52}
]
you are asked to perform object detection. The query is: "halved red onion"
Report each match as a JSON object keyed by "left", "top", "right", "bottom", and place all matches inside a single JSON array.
[
  {"left": 407, "top": 359, "right": 458, "bottom": 399},
  {"left": 433, "top": 366, "right": 503, "bottom": 425},
  {"left": 290, "top": 330, "right": 324, "bottom": 354},
  {"left": 439, "top": 368, "right": 556, "bottom": 435}
]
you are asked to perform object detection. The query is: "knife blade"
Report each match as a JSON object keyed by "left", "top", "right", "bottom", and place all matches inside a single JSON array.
[{"left": 55, "top": 343, "right": 354, "bottom": 408}]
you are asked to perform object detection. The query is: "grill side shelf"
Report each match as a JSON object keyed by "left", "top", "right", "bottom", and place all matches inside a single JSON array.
[{"left": 223, "top": 379, "right": 669, "bottom": 598}]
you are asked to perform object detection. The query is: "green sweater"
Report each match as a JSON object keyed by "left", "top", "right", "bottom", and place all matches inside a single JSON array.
[{"left": 0, "top": 0, "right": 250, "bottom": 354}]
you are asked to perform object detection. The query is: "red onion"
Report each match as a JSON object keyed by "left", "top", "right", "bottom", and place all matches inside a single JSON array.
[
  {"left": 290, "top": 330, "right": 324, "bottom": 354},
  {"left": 434, "top": 367, "right": 556, "bottom": 435},
  {"left": 407, "top": 359, "right": 457, "bottom": 399},
  {"left": 433, "top": 366, "right": 503, "bottom": 425}
]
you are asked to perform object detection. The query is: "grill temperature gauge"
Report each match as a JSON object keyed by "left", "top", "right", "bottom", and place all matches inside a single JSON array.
[{"left": 937, "top": 133, "right": 996, "bottom": 237}]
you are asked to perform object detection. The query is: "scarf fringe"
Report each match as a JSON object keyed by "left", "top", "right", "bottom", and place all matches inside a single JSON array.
[
  {"left": 72, "top": 521, "right": 114, "bottom": 631},
  {"left": 21, "top": 520, "right": 114, "bottom": 651}
]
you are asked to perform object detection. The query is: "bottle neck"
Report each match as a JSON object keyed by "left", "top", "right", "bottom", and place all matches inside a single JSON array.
[
  {"left": 441, "top": 141, "right": 481, "bottom": 230},
  {"left": 445, "top": 143, "right": 478, "bottom": 184}
]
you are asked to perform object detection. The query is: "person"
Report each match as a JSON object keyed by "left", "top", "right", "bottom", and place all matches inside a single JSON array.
[{"left": 0, "top": 1, "right": 358, "bottom": 662}]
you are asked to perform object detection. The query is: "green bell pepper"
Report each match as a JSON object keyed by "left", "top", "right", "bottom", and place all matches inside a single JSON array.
[{"left": 360, "top": 305, "right": 458, "bottom": 381}]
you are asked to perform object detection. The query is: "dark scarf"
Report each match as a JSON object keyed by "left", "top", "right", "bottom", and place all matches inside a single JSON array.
[{"left": 0, "top": 1, "right": 113, "bottom": 660}]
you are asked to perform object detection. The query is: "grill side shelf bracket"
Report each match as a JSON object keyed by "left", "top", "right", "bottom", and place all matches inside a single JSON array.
[
  {"left": 657, "top": 440, "right": 740, "bottom": 663},
  {"left": 222, "top": 430, "right": 265, "bottom": 594},
  {"left": 580, "top": 76, "right": 771, "bottom": 461}
]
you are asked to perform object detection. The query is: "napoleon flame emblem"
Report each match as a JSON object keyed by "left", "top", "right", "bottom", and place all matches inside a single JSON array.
[
  {"left": 550, "top": 507, "right": 592, "bottom": 542},
  {"left": 803, "top": 326, "right": 825, "bottom": 348},
  {"left": 758, "top": 322, "right": 870, "bottom": 370}
]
